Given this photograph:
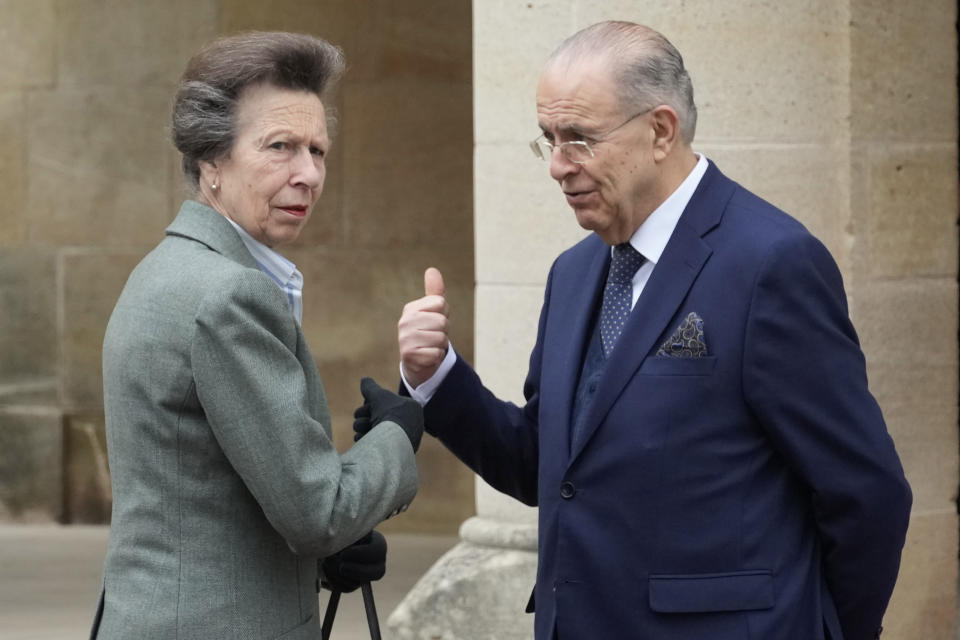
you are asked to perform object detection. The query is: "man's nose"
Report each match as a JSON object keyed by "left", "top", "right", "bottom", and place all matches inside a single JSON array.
[{"left": 549, "top": 146, "right": 580, "bottom": 182}]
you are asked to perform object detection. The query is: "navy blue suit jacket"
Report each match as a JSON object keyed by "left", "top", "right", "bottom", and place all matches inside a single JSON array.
[{"left": 425, "top": 161, "right": 911, "bottom": 640}]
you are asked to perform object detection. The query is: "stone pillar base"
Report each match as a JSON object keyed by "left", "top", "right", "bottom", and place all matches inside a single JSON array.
[{"left": 387, "top": 515, "right": 537, "bottom": 640}]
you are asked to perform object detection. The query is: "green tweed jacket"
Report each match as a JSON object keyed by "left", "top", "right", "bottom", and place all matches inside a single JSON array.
[{"left": 91, "top": 200, "right": 418, "bottom": 639}]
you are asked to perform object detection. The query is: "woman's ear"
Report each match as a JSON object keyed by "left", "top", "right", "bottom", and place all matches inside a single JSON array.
[
  {"left": 198, "top": 160, "right": 219, "bottom": 190},
  {"left": 650, "top": 105, "right": 681, "bottom": 162}
]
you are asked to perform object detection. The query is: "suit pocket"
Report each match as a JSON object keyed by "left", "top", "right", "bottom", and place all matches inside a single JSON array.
[
  {"left": 648, "top": 570, "right": 774, "bottom": 613},
  {"left": 639, "top": 356, "right": 717, "bottom": 376}
]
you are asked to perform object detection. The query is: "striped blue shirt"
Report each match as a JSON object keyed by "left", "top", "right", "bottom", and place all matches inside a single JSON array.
[{"left": 224, "top": 219, "right": 303, "bottom": 325}]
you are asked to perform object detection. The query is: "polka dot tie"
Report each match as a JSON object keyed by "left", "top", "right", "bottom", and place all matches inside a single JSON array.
[{"left": 599, "top": 243, "right": 645, "bottom": 358}]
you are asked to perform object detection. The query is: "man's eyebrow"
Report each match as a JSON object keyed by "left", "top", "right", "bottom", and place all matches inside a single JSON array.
[{"left": 539, "top": 122, "right": 588, "bottom": 136}]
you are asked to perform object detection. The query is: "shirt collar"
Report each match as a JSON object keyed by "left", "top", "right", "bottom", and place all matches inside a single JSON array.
[
  {"left": 627, "top": 153, "right": 709, "bottom": 265},
  {"left": 224, "top": 218, "right": 302, "bottom": 292}
]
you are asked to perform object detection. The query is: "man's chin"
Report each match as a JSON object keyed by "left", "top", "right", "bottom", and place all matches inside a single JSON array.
[
  {"left": 573, "top": 207, "right": 602, "bottom": 232},
  {"left": 573, "top": 209, "right": 624, "bottom": 244}
]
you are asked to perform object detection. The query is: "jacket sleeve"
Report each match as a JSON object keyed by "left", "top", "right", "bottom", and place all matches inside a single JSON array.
[
  {"left": 742, "top": 231, "right": 912, "bottom": 640},
  {"left": 421, "top": 264, "right": 558, "bottom": 507},
  {"left": 190, "top": 270, "right": 418, "bottom": 558}
]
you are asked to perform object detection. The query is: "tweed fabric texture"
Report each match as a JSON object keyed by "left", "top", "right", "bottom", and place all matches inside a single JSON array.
[{"left": 92, "top": 201, "right": 418, "bottom": 639}]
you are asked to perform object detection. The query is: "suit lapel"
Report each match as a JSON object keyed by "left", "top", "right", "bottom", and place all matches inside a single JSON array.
[
  {"left": 568, "top": 161, "right": 733, "bottom": 463},
  {"left": 540, "top": 238, "right": 610, "bottom": 458}
]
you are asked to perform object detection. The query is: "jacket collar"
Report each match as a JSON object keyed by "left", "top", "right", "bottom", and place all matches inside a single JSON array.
[{"left": 165, "top": 200, "right": 259, "bottom": 270}]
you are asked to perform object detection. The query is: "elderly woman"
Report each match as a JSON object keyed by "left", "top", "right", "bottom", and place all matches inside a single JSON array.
[{"left": 90, "top": 32, "right": 422, "bottom": 639}]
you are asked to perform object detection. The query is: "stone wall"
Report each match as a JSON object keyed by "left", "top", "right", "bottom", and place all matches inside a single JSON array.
[
  {"left": 0, "top": 0, "right": 475, "bottom": 533},
  {"left": 1, "top": 1, "right": 957, "bottom": 635},
  {"left": 464, "top": 1, "right": 958, "bottom": 639}
]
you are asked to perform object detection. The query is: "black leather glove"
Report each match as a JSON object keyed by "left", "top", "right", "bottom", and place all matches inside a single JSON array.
[
  {"left": 319, "top": 530, "right": 387, "bottom": 593},
  {"left": 352, "top": 377, "right": 424, "bottom": 452}
]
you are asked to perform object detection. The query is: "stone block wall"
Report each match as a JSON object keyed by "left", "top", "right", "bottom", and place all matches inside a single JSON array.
[
  {"left": 0, "top": 0, "right": 475, "bottom": 533},
  {"left": 847, "top": 3, "right": 959, "bottom": 634}
]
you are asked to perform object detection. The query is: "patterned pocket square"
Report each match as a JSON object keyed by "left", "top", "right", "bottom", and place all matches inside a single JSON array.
[{"left": 657, "top": 312, "right": 708, "bottom": 357}]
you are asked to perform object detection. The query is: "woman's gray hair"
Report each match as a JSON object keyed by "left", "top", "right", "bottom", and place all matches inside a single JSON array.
[
  {"left": 172, "top": 31, "right": 345, "bottom": 187},
  {"left": 547, "top": 22, "right": 698, "bottom": 144}
]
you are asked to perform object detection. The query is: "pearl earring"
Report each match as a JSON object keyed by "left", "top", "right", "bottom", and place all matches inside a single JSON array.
[{"left": 211, "top": 183, "right": 218, "bottom": 191}]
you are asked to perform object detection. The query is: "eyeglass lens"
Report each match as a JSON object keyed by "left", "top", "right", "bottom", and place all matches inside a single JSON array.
[{"left": 533, "top": 139, "right": 592, "bottom": 163}]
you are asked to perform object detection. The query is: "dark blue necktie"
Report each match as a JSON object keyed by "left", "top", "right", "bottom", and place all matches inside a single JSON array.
[{"left": 599, "top": 243, "right": 645, "bottom": 358}]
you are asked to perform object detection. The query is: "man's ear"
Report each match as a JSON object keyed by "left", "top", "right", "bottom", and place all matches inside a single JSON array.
[{"left": 650, "top": 105, "right": 681, "bottom": 162}]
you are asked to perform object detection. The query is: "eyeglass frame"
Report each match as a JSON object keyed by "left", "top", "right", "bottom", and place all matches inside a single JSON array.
[{"left": 529, "top": 105, "right": 657, "bottom": 164}]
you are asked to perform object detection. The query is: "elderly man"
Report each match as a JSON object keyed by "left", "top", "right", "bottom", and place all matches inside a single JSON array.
[{"left": 389, "top": 21, "right": 911, "bottom": 640}]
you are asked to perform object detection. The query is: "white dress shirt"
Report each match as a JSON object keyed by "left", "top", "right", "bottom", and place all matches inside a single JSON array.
[
  {"left": 225, "top": 218, "right": 304, "bottom": 325},
  {"left": 403, "top": 154, "right": 710, "bottom": 404}
]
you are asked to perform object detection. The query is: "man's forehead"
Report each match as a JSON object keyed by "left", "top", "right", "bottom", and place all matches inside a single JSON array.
[
  {"left": 536, "top": 59, "right": 618, "bottom": 125},
  {"left": 539, "top": 55, "right": 615, "bottom": 93}
]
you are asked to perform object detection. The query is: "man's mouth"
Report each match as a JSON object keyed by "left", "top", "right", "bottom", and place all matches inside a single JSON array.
[{"left": 563, "top": 190, "right": 594, "bottom": 206}]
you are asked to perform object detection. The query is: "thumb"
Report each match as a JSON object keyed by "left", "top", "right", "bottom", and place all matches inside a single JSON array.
[
  {"left": 360, "top": 377, "right": 385, "bottom": 402},
  {"left": 424, "top": 267, "right": 445, "bottom": 297}
]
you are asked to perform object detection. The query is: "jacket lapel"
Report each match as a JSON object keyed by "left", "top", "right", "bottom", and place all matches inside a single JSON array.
[
  {"left": 568, "top": 161, "right": 733, "bottom": 463},
  {"left": 165, "top": 200, "right": 324, "bottom": 419},
  {"left": 540, "top": 238, "right": 610, "bottom": 458}
]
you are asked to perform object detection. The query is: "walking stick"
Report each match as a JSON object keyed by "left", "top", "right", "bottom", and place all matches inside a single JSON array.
[
  {"left": 361, "top": 582, "right": 382, "bottom": 640},
  {"left": 321, "top": 589, "right": 340, "bottom": 640},
  {"left": 320, "top": 583, "right": 381, "bottom": 640}
]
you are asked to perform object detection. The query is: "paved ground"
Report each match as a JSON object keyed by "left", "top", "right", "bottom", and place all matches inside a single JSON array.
[{"left": 0, "top": 525, "right": 457, "bottom": 640}]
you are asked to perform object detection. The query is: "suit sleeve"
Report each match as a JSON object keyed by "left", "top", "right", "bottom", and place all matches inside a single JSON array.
[
  {"left": 190, "top": 270, "right": 418, "bottom": 558},
  {"left": 421, "top": 265, "right": 558, "bottom": 507},
  {"left": 742, "top": 232, "right": 912, "bottom": 640}
]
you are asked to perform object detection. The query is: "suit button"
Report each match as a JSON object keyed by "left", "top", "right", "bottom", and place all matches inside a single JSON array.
[{"left": 560, "top": 481, "right": 576, "bottom": 499}]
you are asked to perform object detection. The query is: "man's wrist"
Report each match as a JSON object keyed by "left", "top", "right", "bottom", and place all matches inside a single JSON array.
[{"left": 400, "top": 344, "right": 457, "bottom": 405}]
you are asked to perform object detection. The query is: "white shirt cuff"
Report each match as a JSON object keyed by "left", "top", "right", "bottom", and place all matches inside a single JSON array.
[{"left": 400, "top": 344, "right": 458, "bottom": 405}]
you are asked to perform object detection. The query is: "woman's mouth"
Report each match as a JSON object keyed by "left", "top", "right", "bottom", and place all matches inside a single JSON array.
[{"left": 277, "top": 205, "right": 308, "bottom": 218}]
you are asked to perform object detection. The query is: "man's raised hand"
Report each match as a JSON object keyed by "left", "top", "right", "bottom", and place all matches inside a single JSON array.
[{"left": 398, "top": 267, "right": 450, "bottom": 388}]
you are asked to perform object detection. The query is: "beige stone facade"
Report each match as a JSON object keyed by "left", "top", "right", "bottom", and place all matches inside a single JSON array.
[
  {"left": 0, "top": 0, "right": 956, "bottom": 637},
  {"left": 0, "top": 0, "right": 475, "bottom": 532}
]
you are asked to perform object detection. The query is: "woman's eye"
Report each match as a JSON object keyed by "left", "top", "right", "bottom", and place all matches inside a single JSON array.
[
  {"left": 310, "top": 146, "right": 326, "bottom": 157},
  {"left": 269, "top": 141, "right": 287, "bottom": 151}
]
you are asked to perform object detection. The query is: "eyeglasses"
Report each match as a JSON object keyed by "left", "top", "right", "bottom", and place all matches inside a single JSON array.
[{"left": 529, "top": 106, "right": 655, "bottom": 164}]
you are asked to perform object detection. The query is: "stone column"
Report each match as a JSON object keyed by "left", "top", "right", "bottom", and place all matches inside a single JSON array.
[
  {"left": 390, "top": 1, "right": 958, "bottom": 639},
  {"left": 388, "top": 481, "right": 537, "bottom": 640}
]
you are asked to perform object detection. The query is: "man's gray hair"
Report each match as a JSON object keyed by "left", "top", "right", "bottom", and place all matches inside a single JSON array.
[
  {"left": 171, "top": 31, "right": 345, "bottom": 188},
  {"left": 547, "top": 22, "right": 697, "bottom": 144}
]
